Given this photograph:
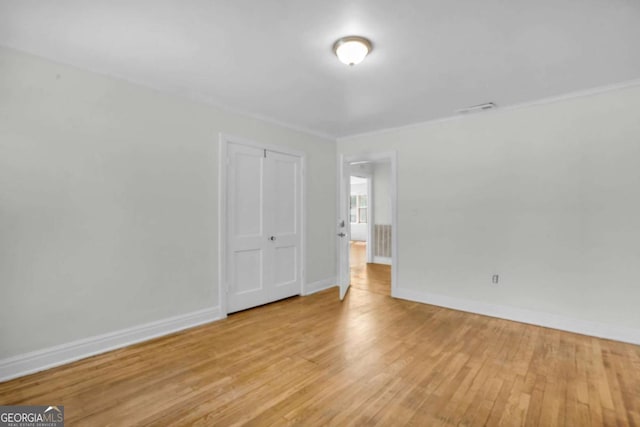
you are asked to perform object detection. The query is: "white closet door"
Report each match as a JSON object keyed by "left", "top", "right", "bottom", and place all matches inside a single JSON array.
[
  {"left": 227, "top": 143, "right": 271, "bottom": 313},
  {"left": 265, "top": 151, "right": 302, "bottom": 302},
  {"left": 226, "top": 142, "right": 301, "bottom": 313}
]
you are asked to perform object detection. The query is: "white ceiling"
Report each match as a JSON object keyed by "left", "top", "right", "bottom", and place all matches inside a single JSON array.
[{"left": 1, "top": 0, "right": 639, "bottom": 138}]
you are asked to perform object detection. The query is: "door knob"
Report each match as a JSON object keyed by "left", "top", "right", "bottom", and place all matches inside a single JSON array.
[
  {"left": 269, "top": 236, "right": 276, "bottom": 241},
  {"left": 337, "top": 232, "right": 346, "bottom": 237}
]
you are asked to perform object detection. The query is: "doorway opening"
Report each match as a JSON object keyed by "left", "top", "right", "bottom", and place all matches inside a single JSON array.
[{"left": 337, "top": 152, "right": 397, "bottom": 300}]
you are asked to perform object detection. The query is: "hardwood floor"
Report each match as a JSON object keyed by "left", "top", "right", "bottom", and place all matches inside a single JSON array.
[
  {"left": 350, "top": 241, "right": 391, "bottom": 296},
  {"left": 2, "top": 288, "right": 640, "bottom": 425}
]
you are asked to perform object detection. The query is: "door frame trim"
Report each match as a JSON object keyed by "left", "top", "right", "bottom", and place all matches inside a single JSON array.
[
  {"left": 218, "top": 133, "right": 307, "bottom": 316},
  {"left": 337, "top": 151, "right": 398, "bottom": 297},
  {"left": 366, "top": 176, "right": 374, "bottom": 263}
]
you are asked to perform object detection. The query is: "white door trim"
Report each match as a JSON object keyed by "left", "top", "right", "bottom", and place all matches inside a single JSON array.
[
  {"left": 338, "top": 151, "right": 398, "bottom": 297},
  {"left": 366, "top": 176, "right": 374, "bottom": 263},
  {"left": 218, "top": 133, "right": 307, "bottom": 315}
]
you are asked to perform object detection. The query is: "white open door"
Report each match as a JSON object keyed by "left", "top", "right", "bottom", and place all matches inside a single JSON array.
[{"left": 337, "top": 156, "right": 351, "bottom": 300}]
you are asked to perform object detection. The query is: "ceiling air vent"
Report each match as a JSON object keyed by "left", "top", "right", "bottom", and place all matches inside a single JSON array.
[{"left": 455, "top": 102, "right": 497, "bottom": 114}]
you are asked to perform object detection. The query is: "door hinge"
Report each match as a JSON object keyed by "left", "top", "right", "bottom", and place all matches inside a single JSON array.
[{"left": 264, "top": 149, "right": 267, "bottom": 158}]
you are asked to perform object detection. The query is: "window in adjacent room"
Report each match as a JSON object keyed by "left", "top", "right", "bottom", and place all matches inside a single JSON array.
[{"left": 350, "top": 195, "right": 368, "bottom": 223}]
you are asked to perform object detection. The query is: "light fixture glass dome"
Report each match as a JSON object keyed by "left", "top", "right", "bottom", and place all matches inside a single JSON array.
[{"left": 333, "top": 36, "right": 372, "bottom": 66}]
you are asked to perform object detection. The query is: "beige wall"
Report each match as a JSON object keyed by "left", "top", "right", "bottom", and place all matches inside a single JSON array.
[
  {"left": 338, "top": 84, "right": 640, "bottom": 334},
  {"left": 0, "top": 46, "right": 336, "bottom": 359}
]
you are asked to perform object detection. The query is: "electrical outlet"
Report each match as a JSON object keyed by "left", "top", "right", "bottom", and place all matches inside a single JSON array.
[{"left": 492, "top": 274, "right": 499, "bottom": 284}]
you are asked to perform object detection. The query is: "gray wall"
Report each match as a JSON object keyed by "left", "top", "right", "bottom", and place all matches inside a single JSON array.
[
  {"left": 0, "top": 46, "right": 336, "bottom": 359},
  {"left": 373, "top": 162, "right": 391, "bottom": 225},
  {"left": 3, "top": 42, "right": 640, "bottom": 360},
  {"left": 338, "top": 84, "right": 640, "bottom": 332}
]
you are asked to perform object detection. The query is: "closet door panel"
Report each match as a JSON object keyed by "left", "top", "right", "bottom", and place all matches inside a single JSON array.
[
  {"left": 226, "top": 143, "right": 302, "bottom": 313},
  {"left": 226, "top": 143, "right": 269, "bottom": 313},
  {"left": 267, "top": 151, "right": 301, "bottom": 299}
]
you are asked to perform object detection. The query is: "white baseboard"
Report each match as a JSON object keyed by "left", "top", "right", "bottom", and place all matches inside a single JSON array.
[
  {"left": 373, "top": 256, "right": 392, "bottom": 265},
  {"left": 303, "top": 277, "right": 337, "bottom": 295},
  {"left": 394, "top": 288, "right": 640, "bottom": 346},
  {"left": 0, "top": 306, "right": 222, "bottom": 383}
]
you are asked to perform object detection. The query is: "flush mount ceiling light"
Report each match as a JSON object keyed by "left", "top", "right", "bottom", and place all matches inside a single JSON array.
[{"left": 333, "top": 36, "right": 372, "bottom": 66}]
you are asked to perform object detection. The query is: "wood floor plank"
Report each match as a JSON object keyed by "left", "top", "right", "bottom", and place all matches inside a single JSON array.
[{"left": 1, "top": 251, "right": 639, "bottom": 425}]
